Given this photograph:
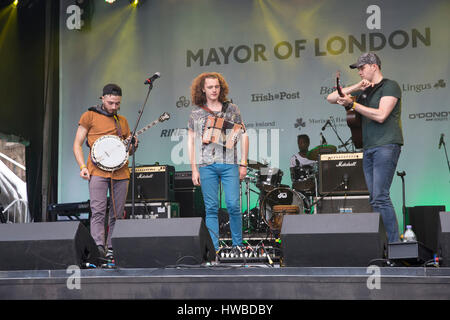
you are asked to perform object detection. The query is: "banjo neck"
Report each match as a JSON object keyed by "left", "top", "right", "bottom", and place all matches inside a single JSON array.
[{"left": 126, "top": 112, "right": 170, "bottom": 143}]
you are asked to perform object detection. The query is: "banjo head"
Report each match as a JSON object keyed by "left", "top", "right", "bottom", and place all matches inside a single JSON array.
[{"left": 91, "top": 135, "right": 128, "bottom": 171}]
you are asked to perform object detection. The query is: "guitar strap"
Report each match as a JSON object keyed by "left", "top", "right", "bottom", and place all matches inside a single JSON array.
[
  {"left": 86, "top": 105, "right": 124, "bottom": 148},
  {"left": 357, "top": 79, "right": 387, "bottom": 104}
]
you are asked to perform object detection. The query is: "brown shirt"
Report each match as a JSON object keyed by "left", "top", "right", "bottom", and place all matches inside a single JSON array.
[{"left": 79, "top": 110, "right": 131, "bottom": 180}]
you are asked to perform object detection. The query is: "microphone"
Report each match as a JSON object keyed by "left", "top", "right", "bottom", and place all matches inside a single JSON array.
[
  {"left": 144, "top": 72, "right": 161, "bottom": 85},
  {"left": 321, "top": 119, "right": 331, "bottom": 131},
  {"left": 343, "top": 173, "right": 349, "bottom": 190},
  {"left": 137, "top": 185, "right": 142, "bottom": 199},
  {"left": 438, "top": 133, "right": 444, "bottom": 149},
  {"left": 320, "top": 132, "right": 327, "bottom": 145},
  {"left": 396, "top": 171, "right": 406, "bottom": 177}
]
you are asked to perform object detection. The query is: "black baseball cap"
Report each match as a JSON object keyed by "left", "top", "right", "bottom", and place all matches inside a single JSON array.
[
  {"left": 102, "top": 83, "right": 122, "bottom": 96},
  {"left": 349, "top": 52, "right": 381, "bottom": 69}
]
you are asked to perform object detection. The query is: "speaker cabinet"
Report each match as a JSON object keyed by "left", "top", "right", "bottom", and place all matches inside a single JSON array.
[
  {"left": 319, "top": 153, "right": 368, "bottom": 195},
  {"left": 111, "top": 217, "right": 216, "bottom": 268},
  {"left": 281, "top": 213, "right": 386, "bottom": 267},
  {"left": 175, "top": 187, "right": 205, "bottom": 219},
  {"left": 127, "top": 165, "right": 175, "bottom": 202},
  {"left": 0, "top": 221, "right": 100, "bottom": 270},
  {"left": 438, "top": 212, "right": 450, "bottom": 267}
]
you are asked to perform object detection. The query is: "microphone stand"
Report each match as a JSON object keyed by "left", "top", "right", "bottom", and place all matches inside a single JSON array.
[
  {"left": 396, "top": 171, "right": 407, "bottom": 232},
  {"left": 326, "top": 119, "right": 349, "bottom": 152},
  {"left": 440, "top": 136, "right": 450, "bottom": 177},
  {"left": 129, "top": 82, "right": 155, "bottom": 219}
]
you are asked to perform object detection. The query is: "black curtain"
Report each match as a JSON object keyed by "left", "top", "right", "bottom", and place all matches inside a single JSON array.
[{"left": 0, "top": 0, "right": 59, "bottom": 221}]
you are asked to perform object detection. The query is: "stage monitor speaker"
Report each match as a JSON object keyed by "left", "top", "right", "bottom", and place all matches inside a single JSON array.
[
  {"left": 127, "top": 165, "right": 175, "bottom": 202},
  {"left": 319, "top": 153, "right": 368, "bottom": 196},
  {"left": 111, "top": 217, "right": 216, "bottom": 268},
  {"left": 281, "top": 213, "right": 386, "bottom": 267},
  {"left": 407, "top": 205, "right": 445, "bottom": 253},
  {"left": 0, "top": 221, "right": 100, "bottom": 271},
  {"left": 438, "top": 211, "right": 450, "bottom": 267}
]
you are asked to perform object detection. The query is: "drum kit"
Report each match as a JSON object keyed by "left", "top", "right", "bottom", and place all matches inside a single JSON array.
[{"left": 240, "top": 144, "right": 337, "bottom": 236}]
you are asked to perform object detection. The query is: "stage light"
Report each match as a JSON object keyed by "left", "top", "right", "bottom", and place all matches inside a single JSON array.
[
  {"left": 130, "top": 0, "right": 138, "bottom": 6},
  {"left": 13, "top": 0, "right": 18, "bottom": 7},
  {"left": 105, "top": 0, "right": 116, "bottom": 3}
]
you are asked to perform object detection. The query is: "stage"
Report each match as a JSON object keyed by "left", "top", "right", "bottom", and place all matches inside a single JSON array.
[{"left": 1, "top": 264, "right": 449, "bottom": 300}]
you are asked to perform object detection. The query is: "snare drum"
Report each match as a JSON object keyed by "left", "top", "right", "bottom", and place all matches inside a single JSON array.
[
  {"left": 256, "top": 167, "right": 283, "bottom": 192},
  {"left": 259, "top": 187, "right": 309, "bottom": 231}
]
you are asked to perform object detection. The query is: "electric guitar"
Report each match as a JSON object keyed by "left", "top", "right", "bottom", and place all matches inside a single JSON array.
[{"left": 336, "top": 71, "right": 362, "bottom": 149}]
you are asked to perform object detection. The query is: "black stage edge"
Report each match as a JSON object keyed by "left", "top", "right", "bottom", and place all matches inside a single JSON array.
[{"left": 1, "top": 266, "right": 450, "bottom": 300}]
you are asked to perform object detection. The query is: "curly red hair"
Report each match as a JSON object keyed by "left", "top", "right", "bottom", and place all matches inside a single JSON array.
[{"left": 190, "top": 72, "right": 230, "bottom": 107}]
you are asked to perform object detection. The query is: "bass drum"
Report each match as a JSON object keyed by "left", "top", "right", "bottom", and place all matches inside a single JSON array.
[{"left": 259, "top": 187, "right": 309, "bottom": 231}]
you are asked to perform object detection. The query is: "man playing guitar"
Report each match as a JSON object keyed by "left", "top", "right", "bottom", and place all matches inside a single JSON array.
[{"left": 326, "top": 52, "right": 403, "bottom": 243}]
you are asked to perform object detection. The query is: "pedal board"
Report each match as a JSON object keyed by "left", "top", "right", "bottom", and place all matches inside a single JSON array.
[{"left": 217, "top": 245, "right": 279, "bottom": 263}]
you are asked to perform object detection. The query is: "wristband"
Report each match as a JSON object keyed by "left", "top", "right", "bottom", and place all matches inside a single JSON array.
[
  {"left": 345, "top": 101, "right": 354, "bottom": 111},
  {"left": 239, "top": 164, "right": 247, "bottom": 168},
  {"left": 80, "top": 164, "right": 87, "bottom": 170}
]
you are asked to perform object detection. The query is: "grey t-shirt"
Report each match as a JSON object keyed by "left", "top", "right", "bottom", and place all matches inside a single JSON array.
[{"left": 188, "top": 102, "right": 244, "bottom": 166}]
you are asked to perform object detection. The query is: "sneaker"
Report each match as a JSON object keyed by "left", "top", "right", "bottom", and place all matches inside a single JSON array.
[
  {"left": 106, "top": 248, "right": 114, "bottom": 261},
  {"left": 97, "top": 245, "right": 106, "bottom": 257},
  {"left": 230, "top": 246, "right": 243, "bottom": 258}
]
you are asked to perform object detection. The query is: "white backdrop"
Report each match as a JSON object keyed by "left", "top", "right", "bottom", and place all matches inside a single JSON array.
[{"left": 58, "top": 0, "right": 450, "bottom": 229}]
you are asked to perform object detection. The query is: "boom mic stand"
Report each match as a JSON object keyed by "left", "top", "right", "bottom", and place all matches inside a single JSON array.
[
  {"left": 325, "top": 118, "right": 350, "bottom": 152},
  {"left": 309, "top": 179, "right": 348, "bottom": 212},
  {"left": 128, "top": 80, "right": 156, "bottom": 219},
  {"left": 439, "top": 134, "right": 450, "bottom": 178}
]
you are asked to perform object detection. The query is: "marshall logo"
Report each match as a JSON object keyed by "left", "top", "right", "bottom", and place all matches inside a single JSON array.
[
  {"left": 336, "top": 161, "right": 357, "bottom": 167},
  {"left": 137, "top": 173, "right": 154, "bottom": 179}
]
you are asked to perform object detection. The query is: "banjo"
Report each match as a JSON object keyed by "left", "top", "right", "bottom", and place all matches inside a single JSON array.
[{"left": 91, "top": 112, "right": 170, "bottom": 171}]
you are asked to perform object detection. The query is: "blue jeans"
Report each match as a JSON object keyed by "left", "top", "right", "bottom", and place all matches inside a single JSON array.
[
  {"left": 363, "top": 144, "right": 401, "bottom": 243},
  {"left": 199, "top": 163, "right": 242, "bottom": 250}
]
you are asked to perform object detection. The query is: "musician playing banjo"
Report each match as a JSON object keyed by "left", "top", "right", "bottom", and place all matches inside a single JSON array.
[
  {"left": 73, "top": 84, "right": 138, "bottom": 259},
  {"left": 187, "top": 72, "right": 249, "bottom": 255}
]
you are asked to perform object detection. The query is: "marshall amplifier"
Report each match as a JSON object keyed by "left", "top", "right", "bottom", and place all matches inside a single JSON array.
[
  {"left": 174, "top": 171, "right": 195, "bottom": 189},
  {"left": 319, "top": 152, "right": 368, "bottom": 196},
  {"left": 127, "top": 165, "right": 175, "bottom": 202}
]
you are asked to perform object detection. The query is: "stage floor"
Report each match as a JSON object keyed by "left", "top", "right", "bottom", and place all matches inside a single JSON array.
[{"left": 1, "top": 264, "right": 449, "bottom": 300}]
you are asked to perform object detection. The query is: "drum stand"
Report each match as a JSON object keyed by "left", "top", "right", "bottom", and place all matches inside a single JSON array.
[{"left": 241, "top": 175, "right": 262, "bottom": 235}]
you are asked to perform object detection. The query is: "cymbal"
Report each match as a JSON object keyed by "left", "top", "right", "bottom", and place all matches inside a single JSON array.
[
  {"left": 247, "top": 159, "right": 267, "bottom": 170},
  {"left": 306, "top": 144, "right": 337, "bottom": 160}
]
